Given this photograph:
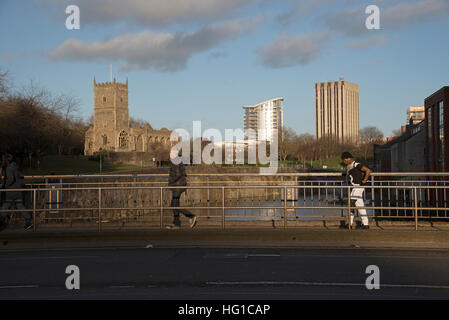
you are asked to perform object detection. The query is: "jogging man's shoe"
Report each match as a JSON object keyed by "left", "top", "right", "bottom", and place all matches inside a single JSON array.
[
  {"left": 356, "top": 224, "right": 370, "bottom": 230},
  {"left": 189, "top": 216, "right": 197, "bottom": 228},
  {"left": 165, "top": 224, "right": 181, "bottom": 230},
  {"left": 0, "top": 215, "right": 10, "bottom": 232}
]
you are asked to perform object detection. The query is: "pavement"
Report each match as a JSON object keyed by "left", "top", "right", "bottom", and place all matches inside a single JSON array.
[{"left": 2, "top": 227, "right": 449, "bottom": 251}]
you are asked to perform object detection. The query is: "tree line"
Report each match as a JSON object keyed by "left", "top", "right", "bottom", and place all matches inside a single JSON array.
[
  {"left": 0, "top": 70, "right": 88, "bottom": 162},
  {"left": 278, "top": 126, "right": 384, "bottom": 166}
]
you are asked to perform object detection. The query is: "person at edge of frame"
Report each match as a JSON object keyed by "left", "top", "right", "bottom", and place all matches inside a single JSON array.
[
  {"left": 166, "top": 149, "right": 197, "bottom": 229},
  {"left": 0, "top": 154, "right": 33, "bottom": 232},
  {"left": 341, "top": 152, "right": 371, "bottom": 230},
  {"left": 0, "top": 158, "right": 6, "bottom": 205}
]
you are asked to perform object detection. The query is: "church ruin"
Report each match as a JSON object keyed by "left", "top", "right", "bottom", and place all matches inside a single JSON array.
[{"left": 84, "top": 77, "right": 173, "bottom": 155}]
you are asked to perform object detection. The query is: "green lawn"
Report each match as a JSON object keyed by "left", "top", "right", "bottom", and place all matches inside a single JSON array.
[{"left": 23, "top": 156, "right": 142, "bottom": 175}]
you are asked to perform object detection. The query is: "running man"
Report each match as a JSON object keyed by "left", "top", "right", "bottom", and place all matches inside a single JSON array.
[{"left": 341, "top": 152, "right": 371, "bottom": 230}]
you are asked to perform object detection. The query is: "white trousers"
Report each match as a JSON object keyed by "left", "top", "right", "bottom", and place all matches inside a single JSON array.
[{"left": 350, "top": 188, "right": 369, "bottom": 226}]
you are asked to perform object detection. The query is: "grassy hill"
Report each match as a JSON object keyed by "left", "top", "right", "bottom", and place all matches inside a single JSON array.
[{"left": 22, "top": 156, "right": 141, "bottom": 175}]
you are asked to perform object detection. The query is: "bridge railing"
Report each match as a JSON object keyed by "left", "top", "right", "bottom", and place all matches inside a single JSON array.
[
  {"left": 0, "top": 183, "right": 448, "bottom": 232},
  {"left": 21, "top": 173, "right": 449, "bottom": 222}
]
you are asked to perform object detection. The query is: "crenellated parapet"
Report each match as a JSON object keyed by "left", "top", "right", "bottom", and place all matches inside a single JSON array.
[{"left": 93, "top": 77, "right": 128, "bottom": 90}]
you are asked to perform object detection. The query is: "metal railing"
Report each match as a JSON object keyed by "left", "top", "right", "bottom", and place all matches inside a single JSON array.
[
  {"left": 0, "top": 183, "right": 448, "bottom": 232},
  {"left": 21, "top": 172, "right": 449, "bottom": 222}
]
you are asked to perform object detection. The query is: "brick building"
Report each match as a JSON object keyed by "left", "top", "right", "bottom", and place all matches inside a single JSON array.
[{"left": 425, "top": 87, "right": 449, "bottom": 172}]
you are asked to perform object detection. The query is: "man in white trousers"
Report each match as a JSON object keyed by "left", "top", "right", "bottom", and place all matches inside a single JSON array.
[{"left": 341, "top": 152, "right": 371, "bottom": 230}]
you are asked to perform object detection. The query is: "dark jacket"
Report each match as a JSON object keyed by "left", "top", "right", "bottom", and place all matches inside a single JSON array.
[
  {"left": 346, "top": 161, "right": 366, "bottom": 186},
  {"left": 168, "top": 162, "right": 187, "bottom": 193},
  {"left": 0, "top": 165, "right": 5, "bottom": 203},
  {"left": 0, "top": 165, "right": 6, "bottom": 189},
  {"left": 4, "top": 162, "right": 24, "bottom": 200}
]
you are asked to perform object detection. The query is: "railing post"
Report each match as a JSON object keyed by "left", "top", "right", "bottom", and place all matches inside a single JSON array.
[
  {"left": 33, "top": 189, "right": 36, "bottom": 232},
  {"left": 414, "top": 187, "right": 419, "bottom": 231},
  {"left": 222, "top": 187, "right": 225, "bottom": 229},
  {"left": 133, "top": 173, "right": 137, "bottom": 219},
  {"left": 207, "top": 177, "right": 210, "bottom": 203},
  {"left": 284, "top": 186, "right": 287, "bottom": 229},
  {"left": 347, "top": 187, "right": 352, "bottom": 231},
  {"left": 207, "top": 177, "right": 210, "bottom": 217},
  {"left": 98, "top": 188, "right": 102, "bottom": 232},
  {"left": 160, "top": 187, "right": 163, "bottom": 229}
]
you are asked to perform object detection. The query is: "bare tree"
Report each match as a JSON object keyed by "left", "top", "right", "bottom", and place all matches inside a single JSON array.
[
  {"left": 130, "top": 117, "right": 150, "bottom": 128},
  {"left": 0, "top": 69, "right": 9, "bottom": 99},
  {"left": 359, "top": 126, "right": 384, "bottom": 159},
  {"left": 0, "top": 80, "right": 87, "bottom": 158},
  {"left": 87, "top": 115, "right": 94, "bottom": 126},
  {"left": 360, "top": 126, "right": 384, "bottom": 143},
  {"left": 278, "top": 127, "right": 297, "bottom": 162}
]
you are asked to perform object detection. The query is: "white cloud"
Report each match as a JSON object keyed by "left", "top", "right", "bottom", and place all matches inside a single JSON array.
[
  {"left": 382, "top": 0, "right": 449, "bottom": 29},
  {"left": 323, "top": 6, "right": 367, "bottom": 36},
  {"left": 49, "top": 18, "right": 263, "bottom": 72},
  {"left": 347, "top": 35, "right": 388, "bottom": 49},
  {"left": 276, "top": 0, "right": 336, "bottom": 25},
  {"left": 37, "top": 0, "right": 261, "bottom": 27},
  {"left": 259, "top": 32, "right": 334, "bottom": 68},
  {"left": 324, "top": 0, "right": 449, "bottom": 37}
]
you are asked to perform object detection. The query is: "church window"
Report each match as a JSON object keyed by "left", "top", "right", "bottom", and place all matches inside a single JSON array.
[{"left": 119, "top": 131, "right": 128, "bottom": 149}]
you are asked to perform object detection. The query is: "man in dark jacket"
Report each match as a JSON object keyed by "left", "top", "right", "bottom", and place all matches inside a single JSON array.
[
  {"left": 0, "top": 161, "right": 6, "bottom": 204},
  {"left": 0, "top": 154, "right": 32, "bottom": 230},
  {"left": 167, "top": 149, "right": 196, "bottom": 229}
]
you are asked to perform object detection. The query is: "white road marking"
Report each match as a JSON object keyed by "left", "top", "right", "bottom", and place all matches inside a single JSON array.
[
  {"left": 0, "top": 285, "right": 39, "bottom": 289},
  {"left": 206, "top": 281, "right": 449, "bottom": 290},
  {"left": 0, "top": 256, "right": 100, "bottom": 261},
  {"left": 247, "top": 254, "right": 281, "bottom": 257},
  {"left": 283, "top": 254, "right": 449, "bottom": 260}
]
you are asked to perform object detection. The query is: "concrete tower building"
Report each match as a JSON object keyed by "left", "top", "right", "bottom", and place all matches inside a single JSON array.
[{"left": 315, "top": 80, "right": 359, "bottom": 144}]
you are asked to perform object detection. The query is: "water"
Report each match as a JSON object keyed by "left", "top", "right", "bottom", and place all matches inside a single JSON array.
[{"left": 200, "top": 196, "right": 374, "bottom": 222}]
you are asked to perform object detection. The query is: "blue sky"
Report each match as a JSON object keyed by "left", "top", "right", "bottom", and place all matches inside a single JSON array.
[{"left": 1, "top": 0, "right": 448, "bottom": 137}]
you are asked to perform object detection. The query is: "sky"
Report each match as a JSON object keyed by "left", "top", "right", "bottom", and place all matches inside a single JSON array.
[{"left": 0, "top": 0, "right": 448, "bottom": 138}]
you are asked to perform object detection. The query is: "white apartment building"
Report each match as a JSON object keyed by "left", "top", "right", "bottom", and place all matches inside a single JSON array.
[{"left": 243, "top": 98, "right": 284, "bottom": 142}]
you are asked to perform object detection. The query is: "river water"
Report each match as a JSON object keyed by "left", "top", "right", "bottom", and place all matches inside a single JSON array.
[{"left": 201, "top": 196, "right": 374, "bottom": 221}]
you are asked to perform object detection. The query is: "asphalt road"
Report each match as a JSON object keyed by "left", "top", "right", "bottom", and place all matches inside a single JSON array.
[{"left": 1, "top": 246, "right": 449, "bottom": 299}]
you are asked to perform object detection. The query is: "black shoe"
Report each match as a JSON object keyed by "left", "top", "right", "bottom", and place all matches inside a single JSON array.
[
  {"left": 0, "top": 216, "right": 10, "bottom": 232},
  {"left": 24, "top": 223, "right": 33, "bottom": 230},
  {"left": 339, "top": 223, "right": 352, "bottom": 230},
  {"left": 356, "top": 224, "right": 369, "bottom": 230}
]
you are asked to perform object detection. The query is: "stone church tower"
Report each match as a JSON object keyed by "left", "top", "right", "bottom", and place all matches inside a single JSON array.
[{"left": 84, "top": 77, "right": 172, "bottom": 155}]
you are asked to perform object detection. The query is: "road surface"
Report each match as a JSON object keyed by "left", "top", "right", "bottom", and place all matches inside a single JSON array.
[{"left": 1, "top": 246, "right": 449, "bottom": 299}]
